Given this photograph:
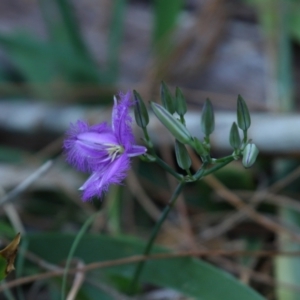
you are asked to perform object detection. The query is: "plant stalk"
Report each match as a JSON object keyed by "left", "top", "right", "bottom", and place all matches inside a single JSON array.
[{"left": 128, "top": 181, "right": 185, "bottom": 294}]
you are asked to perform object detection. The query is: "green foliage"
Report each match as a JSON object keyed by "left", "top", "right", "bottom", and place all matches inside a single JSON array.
[
  {"left": 27, "top": 233, "right": 264, "bottom": 300},
  {"left": 0, "top": 0, "right": 127, "bottom": 101},
  {"left": 153, "top": 0, "right": 183, "bottom": 55}
]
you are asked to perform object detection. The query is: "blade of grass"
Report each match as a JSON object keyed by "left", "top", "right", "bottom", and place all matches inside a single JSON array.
[
  {"left": 153, "top": 0, "right": 183, "bottom": 56},
  {"left": 105, "top": 0, "right": 126, "bottom": 83},
  {"left": 61, "top": 212, "right": 100, "bottom": 300}
]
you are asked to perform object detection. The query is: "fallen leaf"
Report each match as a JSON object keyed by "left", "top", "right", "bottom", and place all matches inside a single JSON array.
[{"left": 0, "top": 233, "right": 21, "bottom": 280}]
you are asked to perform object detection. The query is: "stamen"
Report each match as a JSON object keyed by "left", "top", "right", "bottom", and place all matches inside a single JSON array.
[{"left": 104, "top": 144, "right": 124, "bottom": 161}]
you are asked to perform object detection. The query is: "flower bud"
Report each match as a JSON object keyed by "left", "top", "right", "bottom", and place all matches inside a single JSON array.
[
  {"left": 151, "top": 102, "right": 193, "bottom": 145},
  {"left": 160, "top": 81, "right": 175, "bottom": 114},
  {"left": 237, "top": 95, "right": 251, "bottom": 131},
  {"left": 133, "top": 90, "right": 149, "bottom": 128},
  {"left": 242, "top": 143, "right": 259, "bottom": 168},
  {"left": 229, "top": 122, "right": 241, "bottom": 150},
  {"left": 201, "top": 98, "right": 215, "bottom": 137},
  {"left": 175, "top": 140, "right": 191, "bottom": 170},
  {"left": 175, "top": 87, "right": 187, "bottom": 116}
]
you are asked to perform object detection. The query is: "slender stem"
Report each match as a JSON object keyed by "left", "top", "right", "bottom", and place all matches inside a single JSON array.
[
  {"left": 142, "top": 127, "right": 151, "bottom": 145},
  {"left": 128, "top": 181, "right": 185, "bottom": 294},
  {"left": 154, "top": 156, "right": 184, "bottom": 181},
  {"left": 211, "top": 155, "right": 234, "bottom": 164},
  {"left": 61, "top": 213, "right": 98, "bottom": 300},
  {"left": 141, "top": 127, "right": 183, "bottom": 181},
  {"left": 186, "top": 168, "right": 192, "bottom": 177},
  {"left": 193, "top": 161, "right": 209, "bottom": 180},
  {"left": 203, "top": 158, "right": 234, "bottom": 177}
]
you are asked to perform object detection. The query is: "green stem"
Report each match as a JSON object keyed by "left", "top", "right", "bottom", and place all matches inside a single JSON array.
[
  {"left": 198, "top": 158, "right": 234, "bottom": 180},
  {"left": 61, "top": 213, "right": 99, "bottom": 300},
  {"left": 193, "top": 161, "right": 209, "bottom": 180},
  {"left": 142, "top": 127, "right": 151, "bottom": 145},
  {"left": 212, "top": 155, "right": 234, "bottom": 164},
  {"left": 141, "top": 127, "right": 182, "bottom": 180},
  {"left": 128, "top": 181, "right": 185, "bottom": 294},
  {"left": 155, "top": 156, "right": 184, "bottom": 181}
]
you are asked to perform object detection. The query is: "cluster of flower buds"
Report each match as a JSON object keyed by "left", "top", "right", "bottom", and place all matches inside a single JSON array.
[{"left": 134, "top": 82, "right": 259, "bottom": 173}]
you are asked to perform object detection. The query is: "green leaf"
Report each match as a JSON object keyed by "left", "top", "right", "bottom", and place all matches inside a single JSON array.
[
  {"left": 0, "top": 32, "right": 101, "bottom": 100},
  {"left": 27, "top": 233, "right": 264, "bottom": 300},
  {"left": 153, "top": 0, "right": 183, "bottom": 55},
  {"left": 105, "top": 0, "right": 126, "bottom": 82}
]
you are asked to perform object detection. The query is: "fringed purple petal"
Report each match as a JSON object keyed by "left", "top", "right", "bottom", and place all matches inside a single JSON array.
[
  {"left": 79, "top": 155, "right": 130, "bottom": 201},
  {"left": 112, "top": 92, "right": 135, "bottom": 149},
  {"left": 64, "top": 120, "right": 114, "bottom": 171}
]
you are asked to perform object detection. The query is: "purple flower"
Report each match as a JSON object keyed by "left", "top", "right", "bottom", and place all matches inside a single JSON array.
[{"left": 64, "top": 92, "right": 147, "bottom": 201}]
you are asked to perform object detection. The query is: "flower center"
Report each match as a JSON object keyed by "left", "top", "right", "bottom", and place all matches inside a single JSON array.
[{"left": 105, "top": 144, "right": 124, "bottom": 161}]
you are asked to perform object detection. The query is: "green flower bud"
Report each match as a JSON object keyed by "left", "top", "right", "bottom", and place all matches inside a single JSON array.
[
  {"left": 151, "top": 102, "right": 193, "bottom": 145},
  {"left": 175, "top": 87, "right": 187, "bottom": 116},
  {"left": 201, "top": 98, "right": 215, "bottom": 137},
  {"left": 175, "top": 140, "right": 191, "bottom": 170},
  {"left": 133, "top": 90, "right": 149, "bottom": 128},
  {"left": 242, "top": 143, "right": 259, "bottom": 168},
  {"left": 229, "top": 122, "right": 241, "bottom": 150},
  {"left": 237, "top": 95, "right": 251, "bottom": 131},
  {"left": 160, "top": 81, "right": 175, "bottom": 114}
]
